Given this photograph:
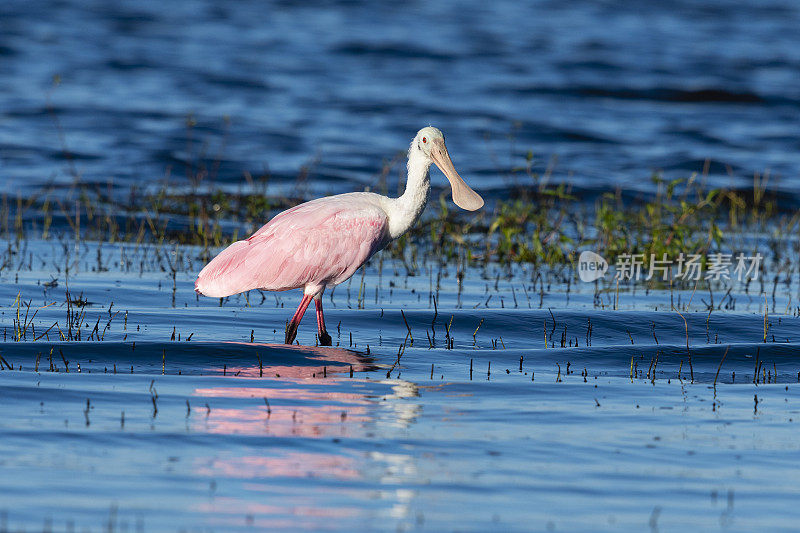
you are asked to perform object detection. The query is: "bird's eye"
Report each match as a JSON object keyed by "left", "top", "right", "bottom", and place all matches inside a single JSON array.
[{"left": 422, "top": 137, "right": 427, "bottom": 143}]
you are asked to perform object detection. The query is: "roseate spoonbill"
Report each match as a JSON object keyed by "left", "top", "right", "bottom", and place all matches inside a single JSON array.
[{"left": 195, "top": 127, "right": 483, "bottom": 346}]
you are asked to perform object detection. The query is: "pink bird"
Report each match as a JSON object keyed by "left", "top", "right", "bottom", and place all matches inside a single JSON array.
[{"left": 195, "top": 127, "right": 483, "bottom": 345}]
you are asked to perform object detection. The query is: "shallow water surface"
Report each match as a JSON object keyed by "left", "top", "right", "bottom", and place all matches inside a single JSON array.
[{"left": 1, "top": 240, "right": 800, "bottom": 531}]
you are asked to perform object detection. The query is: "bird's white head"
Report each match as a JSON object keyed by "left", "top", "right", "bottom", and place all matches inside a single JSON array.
[{"left": 412, "top": 127, "right": 484, "bottom": 211}]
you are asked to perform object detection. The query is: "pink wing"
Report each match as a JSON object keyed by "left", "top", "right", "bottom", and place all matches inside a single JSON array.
[{"left": 195, "top": 194, "right": 389, "bottom": 298}]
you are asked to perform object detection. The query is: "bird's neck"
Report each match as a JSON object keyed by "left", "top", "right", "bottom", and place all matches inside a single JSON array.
[{"left": 388, "top": 149, "right": 431, "bottom": 239}]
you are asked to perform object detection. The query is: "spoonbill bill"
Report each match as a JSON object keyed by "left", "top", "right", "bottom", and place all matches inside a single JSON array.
[{"left": 195, "top": 127, "right": 483, "bottom": 345}]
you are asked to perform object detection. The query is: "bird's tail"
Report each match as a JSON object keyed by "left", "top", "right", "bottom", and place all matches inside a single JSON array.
[{"left": 195, "top": 239, "right": 258, "bottom": 297}]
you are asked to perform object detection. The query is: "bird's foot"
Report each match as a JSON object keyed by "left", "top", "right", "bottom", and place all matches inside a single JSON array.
[{"left": 318, "top": 330, "right": 332, "bottom": 346}]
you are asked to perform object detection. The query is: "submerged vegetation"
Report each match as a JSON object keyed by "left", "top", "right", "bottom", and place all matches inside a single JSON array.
[
  {"left": 2, "top": 146, "right": 791, "bottom": 278},
  {"left": 0, "top": 112, "right": 793, "bottom": 295}
]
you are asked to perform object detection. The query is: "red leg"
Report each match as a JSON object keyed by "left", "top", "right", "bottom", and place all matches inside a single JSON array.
[
  {"left": 315, "top": 297, "right": 332, "bottom": 346},
  {"left": 285, "top": 294, "right": 313, "bottom": 344}
]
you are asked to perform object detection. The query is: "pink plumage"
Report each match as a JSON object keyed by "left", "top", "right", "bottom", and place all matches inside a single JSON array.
[{"left": 195, "top": 193, "right": 389, "bottom": 299}]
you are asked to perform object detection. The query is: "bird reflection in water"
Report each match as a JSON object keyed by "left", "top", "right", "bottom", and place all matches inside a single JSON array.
[
  {"left": 189, "top": 344, "right": 424, "bottom": 527},
  {"left": 208, "top": 342, "right": 379, "bottom": 379},
  {"left": 191, "top": 343, "right": 422, "bottom": 439}
]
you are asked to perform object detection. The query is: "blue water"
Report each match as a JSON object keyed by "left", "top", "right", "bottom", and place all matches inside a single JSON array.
[
  {"left": 2, "top": 1, "right": 800, "bottom": 531},
  {"left": 2, "top": 0, "right": 800, "bottom": 200},
  {"left": 1, "top": 241, "right": 800, "bottom": 531}
]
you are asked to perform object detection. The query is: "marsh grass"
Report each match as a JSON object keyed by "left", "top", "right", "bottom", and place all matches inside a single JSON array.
[
  {"left": 1, "top": 121, "right": 794, "bottom": 301},
  {"left": 3, "top": 168, "right": 789, "bottom": 266}
]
